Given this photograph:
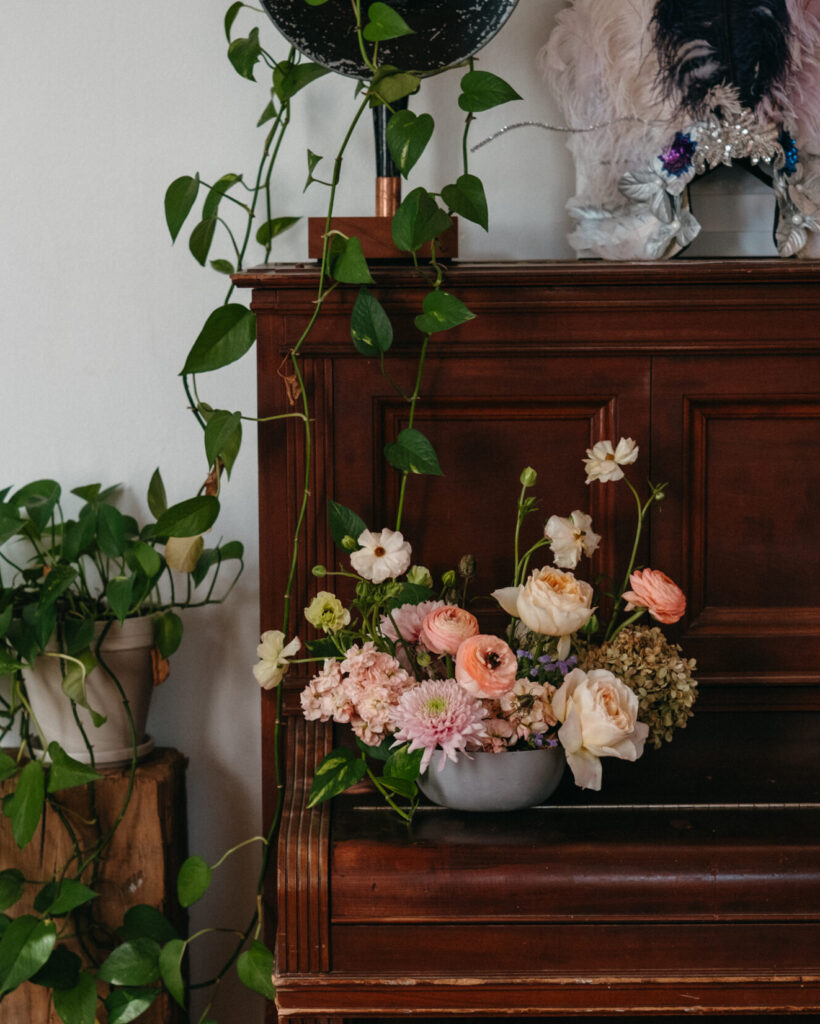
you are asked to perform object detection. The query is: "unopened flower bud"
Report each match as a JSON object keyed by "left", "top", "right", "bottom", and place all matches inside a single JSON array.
[
  {"left": 407, "top": 564, "right": 433, "bottom": 588},
  {"left": 341, "top": 534, "right": 358, "bottom": 552},
  {"left": 458, "top": 554, "right": 476, "bottom": 579},
  {"left": 416, "top": 650, "right": 432, "bottom": 668},
  {"left": 520, "top": 466, "right": 537, "bottom": 487},
  {"left": 441, "top": 569, "right": 457, "bottom": 588},
  {"left": 312, "top": 564, "right": 327, "bottom": 577}
]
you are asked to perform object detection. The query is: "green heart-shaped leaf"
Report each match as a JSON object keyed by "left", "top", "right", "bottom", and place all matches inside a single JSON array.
[
  {"left": 385, "top": 109, "right": 434, "bottom": 178},
  {"left": 458, "top": 69, "right": 521, "bottom": 112},
  {"left": 331, "top": 236, "right": 374, "bottom": 285},
  {"left": 414, "top": 290, "right": 475, "bottom": 335},
  {"left": 441, "top": 173, "right": 489, "bottom": 231},
  {"left": 177, "top": 856, "right": 212, "bottom": 908},
  {"left": 384, "top": 427, "right": 443, "bottom": 476},
  {"left": 237, "top": 940, "right": 276, "bottom": 1000},
  {"left": 227, "top": 27, "right": 261, "bottom": 80},
  {"left": 350, "top": 287, "right": 393, "bottom": 357},
  {"left": 182, "top": 304, "right": 256, "bottom": 374},
  {"left": 307, "top": 747, "right": 367, "bottom": 808},
  {"left": 391, "top": 188, "right": 452, "bottom": 253},
  {"left": 47, "top": 744, "right": 103, "bottom": 792},
  {"left": 164, "top": 175, "right": 199, "bottom": 243},
  {"left": 4, "top": 761, "right": 45, "bottom": 849}
]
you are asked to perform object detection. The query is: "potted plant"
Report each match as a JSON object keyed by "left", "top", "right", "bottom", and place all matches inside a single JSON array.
[{"left": 0, "top": 473, "right": 242, "bottom": 769}]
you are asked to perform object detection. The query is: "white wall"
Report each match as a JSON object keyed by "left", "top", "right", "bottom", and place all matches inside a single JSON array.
[{"left": 0, "top": 1, "right": 771, "bottom": 1019}]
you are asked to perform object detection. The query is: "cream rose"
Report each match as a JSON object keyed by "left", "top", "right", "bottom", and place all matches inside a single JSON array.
[
  {"left": 492, "top": 566, "right": 594, "bottom": 659},
  {"left": 552, "top": 667, "right": 649, "bottom": 790},
  {"left": 419, "top": 605, "right": 480, "bottom": 656}
]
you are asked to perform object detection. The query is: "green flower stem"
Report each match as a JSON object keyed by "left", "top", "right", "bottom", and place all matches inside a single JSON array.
[
  {"left": 515, "top": 537, "right": 551, "bottom": 588},
  {"left": 394, "top": 333, "right": 431, "bottom": 532},
  {"left": 604, "top": 477, "right": 662, "bottom": 642},
  {"left": 512, "top": 478, "right": 530, "bottom": 587},
  {"left": 385, "top": 611, "right": 418, "bottom": 673},
  {"left": 607, "top": 607, "right": 647, "bottom": 644},
  {"left": 366, "top": 765, "right": 414, "bottom": 822}
]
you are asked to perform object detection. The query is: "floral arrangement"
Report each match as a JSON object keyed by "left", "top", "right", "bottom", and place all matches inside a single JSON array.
[{"left": 255, "top": 437, "right": 697, "bottom": 818}]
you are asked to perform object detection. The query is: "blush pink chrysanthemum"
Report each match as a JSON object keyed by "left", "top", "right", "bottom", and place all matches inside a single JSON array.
[{"left": 391, "top": 678, "right": 488, "bottom": 773}]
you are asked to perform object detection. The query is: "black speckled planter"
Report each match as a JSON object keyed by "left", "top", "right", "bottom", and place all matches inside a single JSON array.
[{"left": 261, "top": 0, "right": 519, "bottom": 79}]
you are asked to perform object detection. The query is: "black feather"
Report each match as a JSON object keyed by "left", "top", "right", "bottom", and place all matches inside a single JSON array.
[{"left": 652, "top": 0, "right": 792, "bottom": 114}]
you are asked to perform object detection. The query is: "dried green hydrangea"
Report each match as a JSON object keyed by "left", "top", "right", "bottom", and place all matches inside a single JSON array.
[{"left": 578, "top": 625, "right": 698, "bottom": 749}]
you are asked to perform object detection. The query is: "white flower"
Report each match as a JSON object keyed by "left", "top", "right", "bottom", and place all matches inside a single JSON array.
[
  {"left": 545, "top": 510, "right": 600, "bottom": 569},
  {"left": 252, "top": 630, "right": 301, "bottom": 690},
  {"left": 553, "top": 667, "right": 649, "bottom": 790},
  {"left": 493, "top": 566, "right": 594, "bottom": 660},
  {"left": 583, "top": 438, "right": 639, "bottom": 484},
  {"left": 350, "top": 528, "right": 411, "bottom": 584}
]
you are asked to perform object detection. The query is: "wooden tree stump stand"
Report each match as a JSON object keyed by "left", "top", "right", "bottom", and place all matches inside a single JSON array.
[{"left": 0, "top": 747, "right": 188, "bottom": 1024}]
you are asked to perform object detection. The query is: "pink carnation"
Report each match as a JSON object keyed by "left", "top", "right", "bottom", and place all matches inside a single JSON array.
[
  {"left": 419, "top": 605, "right": 480, "bottom": 656},
  {"left": 300, "top": 660, "right": 352, "bottom": 722},
  {"left": 622, "top": 568, "right": 686, "bottom": 625},
  {"left": 341, "top": 641, "right": 410, "bottom": 693},
  {"left": 392, "top": 679, "right": 488, "bottom": 773}
]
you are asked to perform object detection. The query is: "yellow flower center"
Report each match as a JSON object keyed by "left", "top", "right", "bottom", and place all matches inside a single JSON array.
[{"left": 424, "top": 697, "right": 448, "bottom": 715}]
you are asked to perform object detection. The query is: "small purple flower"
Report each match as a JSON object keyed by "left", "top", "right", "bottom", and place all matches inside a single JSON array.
[{"left": 659, "top": 132, "right": 697, "bottom": 177}]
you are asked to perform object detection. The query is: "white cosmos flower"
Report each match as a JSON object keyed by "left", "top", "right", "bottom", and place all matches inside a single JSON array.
[
  {"left": 545, "top": 510, "right": 601, "bottom": 569},
  {"left": 253, "top": 630, "right": 301, "bottom": 690},
  {"left": 350, "top": 528, "right": 412, "bottom": 584},
  {"left": 583, "top": 438, "right": 639, "bottom": 484}
]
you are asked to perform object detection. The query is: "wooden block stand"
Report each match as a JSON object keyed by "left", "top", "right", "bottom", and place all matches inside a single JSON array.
[{"left": 0, "top": 748, "right": 187, "bottom": 1024}]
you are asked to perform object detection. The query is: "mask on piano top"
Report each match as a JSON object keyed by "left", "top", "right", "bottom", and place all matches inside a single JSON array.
[{"left": 541, "top": 0, "right": 820, "bottom": 260}]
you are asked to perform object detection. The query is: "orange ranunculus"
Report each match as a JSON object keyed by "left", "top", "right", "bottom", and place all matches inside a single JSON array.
[
  {"left": 622, "top": 568, "right": 686, "bottom": 624},
  {"left": 455, "top": 634, "right": 518, "bottom": 699}
]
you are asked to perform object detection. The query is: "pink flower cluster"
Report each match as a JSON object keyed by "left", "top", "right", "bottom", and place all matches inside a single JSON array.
[{"left": 300, "top": 642, "right": 414, "bottom": 747}]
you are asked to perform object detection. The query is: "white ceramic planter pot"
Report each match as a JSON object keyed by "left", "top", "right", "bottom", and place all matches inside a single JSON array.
[
  {"left": 417, "top": 745, "right": 565, "bottom": 812},
  {"left": 24, "top": 617, "right": 156, "bottom": 767}
]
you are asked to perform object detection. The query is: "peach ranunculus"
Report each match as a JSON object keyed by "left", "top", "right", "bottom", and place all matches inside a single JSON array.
[
  {"left": 622, "top": 568, "right": 686, "bottom": 625},
  {"left": 552, "top": 667, "right": 649, "bottom": 791},
  {"left": 455, "top": 634, "right": 518, "bottom": 699},
  {"left": 492, "top": 566, "right": 594, "bottom": 660},
  {"left": 419, "top": 605, "right": 480, "bottom": 656}
]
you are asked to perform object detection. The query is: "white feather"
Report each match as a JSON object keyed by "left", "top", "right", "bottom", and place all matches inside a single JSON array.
[{"left": 540, "top": 0, "right": 681, "bottom": 257}]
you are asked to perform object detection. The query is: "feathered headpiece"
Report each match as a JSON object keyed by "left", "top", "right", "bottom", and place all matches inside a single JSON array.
[{"left": 541, "top": 0, "right": 820, "bottom": 259}]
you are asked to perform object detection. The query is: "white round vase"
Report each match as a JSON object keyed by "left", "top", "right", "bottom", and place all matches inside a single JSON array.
[
  {"left": 417, "top": 745, "right": 565, "bottom": 812},
  {"left": 24, "top": 617, "right": 156, "bottom": 767}
]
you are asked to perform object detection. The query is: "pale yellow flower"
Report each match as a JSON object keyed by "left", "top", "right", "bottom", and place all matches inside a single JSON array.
[{"left": 304, "top": 591, "right": 351, "bottom": 633}]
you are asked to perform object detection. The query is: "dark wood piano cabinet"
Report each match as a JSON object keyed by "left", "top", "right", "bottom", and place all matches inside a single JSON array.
[{"left": 238, "top": 261, "right": 820, "bottom": 1019}]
